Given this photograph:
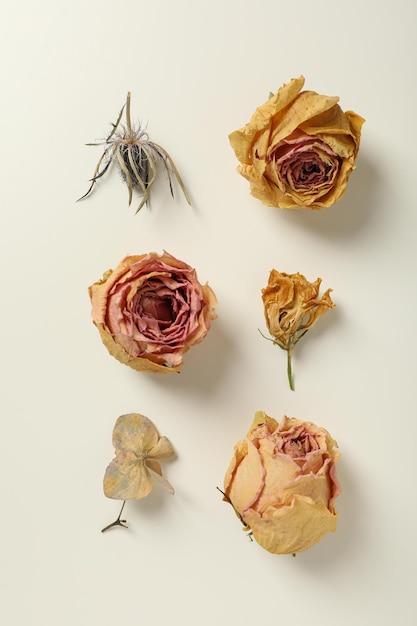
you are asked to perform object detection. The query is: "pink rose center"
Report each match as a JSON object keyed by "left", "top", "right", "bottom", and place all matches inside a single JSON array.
[
  {"left": 283, "top": 436, "right": 312, "bottom": 457},
  {"left": 277, "top": 428, "right": 320, "bottom": 459},
  {"left": 140, "top": 294, "right": 175, "bottom": 324},
  {"left": 267, "top": 132, "right": 340, "bottom": 195}
]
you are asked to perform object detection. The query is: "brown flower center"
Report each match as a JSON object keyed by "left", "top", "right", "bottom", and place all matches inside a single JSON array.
[
  {"left": 281, "top": 431, "right": 318, "bottom": 457},
  {"left": 267, "top": 132, "right": 341, "bottom": 196}
]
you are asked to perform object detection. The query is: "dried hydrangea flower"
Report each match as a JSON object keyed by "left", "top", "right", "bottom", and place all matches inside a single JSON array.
[
  {"left": 102, "top": 413, "right": 175, "bottom": 532},
  {"left": 261, "top": 270, "right": 335, "bottom": 390},
  {"left": 222, "top": 411, "right": 341, "bottom": 554},
  {"left": 78, "top": 92, "right": 191, "bottom": 213}
]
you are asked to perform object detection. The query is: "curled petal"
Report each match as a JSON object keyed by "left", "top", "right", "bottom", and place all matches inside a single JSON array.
[
  {"left": 146, "top": 460, "right": 175, "bottom": 495},
  {"left": 224, "top": 440, "right": 265, "bottom": 514},
  {"left": 244, "top": 495, "right": 338, "bottom": 554},
  {"left": 229, "top": 76, "right": 365, "bottom": 210},
  {"left": 149, "top": 435, "right": 175, "bottom": 461},
  {"left": 89, "top": 251, "right": 217, "bottom": 373}
]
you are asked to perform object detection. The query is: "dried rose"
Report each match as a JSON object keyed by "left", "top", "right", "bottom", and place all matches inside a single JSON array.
[
  {"left": 229, "top": 76, "right": 364, "bottom": 209},
  {"left": 89, "top": 251, "right": 217, "bottom": 373},
  {"left": 223, "top": 411, "right": 341, "bottom": 554},
  {"left": 261, "top": 269, "right": 335, "bottom": 390},
  {"left": 103, "top": 413, "right": 175, "bottom": 500}
]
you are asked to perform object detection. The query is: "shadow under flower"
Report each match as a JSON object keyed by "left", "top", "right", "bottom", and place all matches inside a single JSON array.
[
  {"left": 142, "top": 316, "right": 237, "bottom": 399},
  {"left": 266, "top": 151, "right": 381, "bottom": 241}
]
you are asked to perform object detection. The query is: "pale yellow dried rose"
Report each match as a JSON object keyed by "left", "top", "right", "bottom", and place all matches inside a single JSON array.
[
  {"left": 262, "top": 269, "right": 335, "bottom": 389},
  {"left": 223, "top": 411, "right": 341, "bottom": 555},
  {"left": 229, "top": 76, "right": 364, "bottom": 209},
  {"left": 103, "top": 413, "right": 175, "bottom": 501}
]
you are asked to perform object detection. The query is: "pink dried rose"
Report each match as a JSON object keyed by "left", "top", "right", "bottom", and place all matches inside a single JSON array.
[
  {"left": 223, "top": 411, "right": 341, "bottom": 554},
  {"left": 89, "top": 251, "right": 217, "bottom": 373},
  {"left": 229, "top": 76, "right": 364, "bottom": 209}
]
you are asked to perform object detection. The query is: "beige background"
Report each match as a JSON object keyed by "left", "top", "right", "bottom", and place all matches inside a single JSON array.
[{"left": 1, "top": 1, "right": 415, "bottom": 624}]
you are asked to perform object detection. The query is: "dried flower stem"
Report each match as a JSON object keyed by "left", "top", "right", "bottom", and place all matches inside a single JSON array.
[
  {"left": 217, "top": 487, "right": 253, "bottom": 541},
  {"left": 287, "top": 345, "right": 294, "bottom": 391},
  {"left": 126, "top": 92, "right": 132, "bottom": 133},
  {"left": 101, "top": 500, "right": 128, "bottom": 533}
]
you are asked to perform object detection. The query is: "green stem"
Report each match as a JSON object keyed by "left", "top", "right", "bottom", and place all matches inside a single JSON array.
[{"left": 287, "top": 346, "right": 294, "bottom": 391}]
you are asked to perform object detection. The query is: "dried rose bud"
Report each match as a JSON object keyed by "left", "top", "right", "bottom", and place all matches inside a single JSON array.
[
  {"left": 229, "top": 76, "right": 364, "bottom": 210},
  {"left": 223, "top": 411, "right": 341, "bottom": 554},
  {"left": 261, "top": 269, "right": 335, "bottom": 389}
]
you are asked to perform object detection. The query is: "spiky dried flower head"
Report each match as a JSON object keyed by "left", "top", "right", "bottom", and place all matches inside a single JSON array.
[{"left": 78, "top": 92, "right": 191, "bottom": 213}]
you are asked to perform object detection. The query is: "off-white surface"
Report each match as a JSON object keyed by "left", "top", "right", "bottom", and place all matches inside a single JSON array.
[{"left": 1, "top": 1, "right": 415, "bottom": 624}]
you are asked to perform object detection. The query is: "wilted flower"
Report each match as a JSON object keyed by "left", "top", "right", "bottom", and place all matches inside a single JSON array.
[
  {"left": 229, "top": 76, "right": 364, "bottom": 210},
  {"left": 78, "top": 92, "right": 191, "bottom": 213},
  {"left": 89, "top": 251, "right": 217, "bottom": 373},
  {"left": 223, "top": 411, "right": 341, "bottom": 554},
  {"left": 102, "top": 413, "right": 175, "bottom": 532},
  {"left": 261, "top": 269, "right": 335, "bottom": 389},
  {"left": 104, "top": 413, "right": 175, "bottom": 500}
]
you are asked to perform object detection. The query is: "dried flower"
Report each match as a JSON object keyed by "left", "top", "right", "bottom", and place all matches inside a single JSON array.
[
  {"left": 78, "top": 92, "right": 191, "bottom": 213},
  {"left": 104, "top": 413, "right": 175, "bottom": 500},
  {"left": 229, "top": 76, "right": 364, "bottom": 209},
  {"left": 102, "top": 413, "right": 175, "bottom": 532},
  {"left": 261, "top": 270, "right": 335, "bottom": 390},
  {"left": 89, "top": 251, "right": 217, "bottom": 373},
  {"left": 223, "top": 411, "right": 341, "bottom": 554}
]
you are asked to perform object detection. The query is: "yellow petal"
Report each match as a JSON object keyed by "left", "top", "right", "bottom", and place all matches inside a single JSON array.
[
  {"left": 94, "top": 321, "right": 181, "bottom": 373},
  {"left": 146, "top": 460, "right": 175, "bottom": 495},
  {"left": 112, "top": 413, "right": 158, "bottom": 453},
  {"left": 149, "top": 435, "right": 175, "bottom": 461},
  {"left": 267, "top": 91, "right": 340, "bottom": 150},
  {"left": 103, "top": 414, "right": 175, "bottom": 500},
  {"left": 229, "top": 77, "right": 306, "bottom": 164},
  {"left": 245, "top": 495, "right": 337, "bottom": 554},
  {"left": 246, "top": 410, "right": 278, "bottom": 438},
  {"left": 103, "top": 453, "right": 154, "bottom": 500},
  {"left": 224, "top": 440, "right": 265, "bottom": 515},
  {"left": 255, "top": 438, "right": 301, "bottom": 512}
]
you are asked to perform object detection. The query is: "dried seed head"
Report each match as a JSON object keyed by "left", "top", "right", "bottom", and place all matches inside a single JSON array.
[
  {"left": 78, "top": 92, "right": 191, "bottom": 213},
  {"left": 118, "top": 142, "right": 150, "bottom": 189}
]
